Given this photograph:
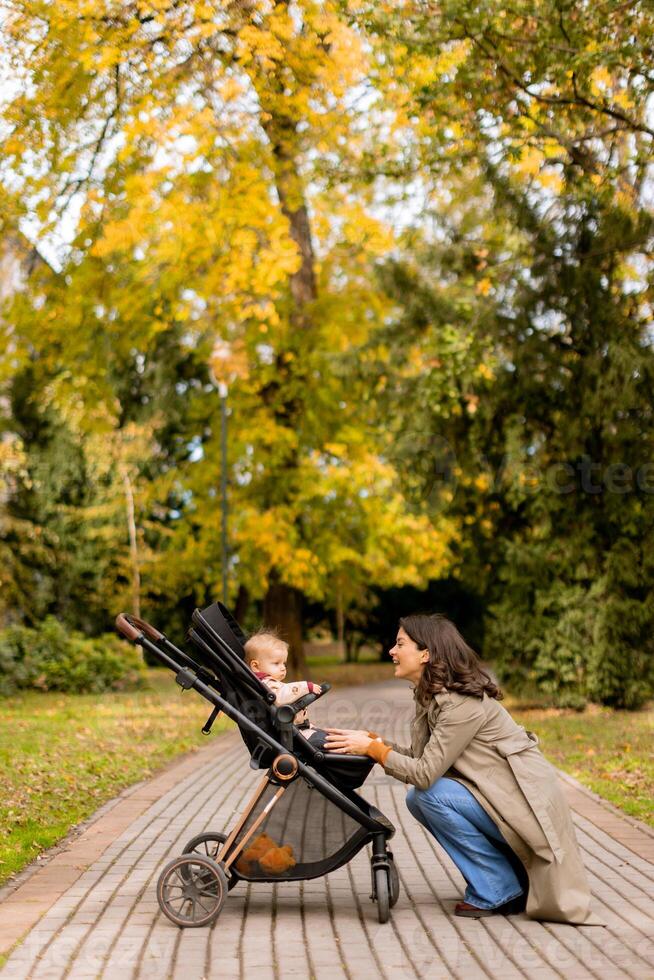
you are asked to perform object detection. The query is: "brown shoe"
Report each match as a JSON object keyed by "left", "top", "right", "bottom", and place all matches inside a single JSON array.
[{"left": 454, "top": 901, "right": 497, "bottom": 918}]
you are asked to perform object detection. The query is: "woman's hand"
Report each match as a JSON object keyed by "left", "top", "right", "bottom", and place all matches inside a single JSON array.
[{"left": 324, "top": 728, "right": 374, "bottom": 755}]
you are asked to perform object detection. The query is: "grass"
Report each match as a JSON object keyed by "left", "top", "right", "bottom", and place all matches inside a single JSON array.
[
  {"left": 507, "top": 696, "right": 654, "bottom": 828},
  {"left": 1, "top": 656, "right": 652, "bottom": 891},
  {"left": 0, "top": 671, "right": 232, "bottom": 889}
]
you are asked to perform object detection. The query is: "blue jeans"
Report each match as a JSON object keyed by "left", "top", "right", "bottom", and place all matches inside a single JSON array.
[{"left": 406, "top": 777, "right": 526, "bottom": 910}]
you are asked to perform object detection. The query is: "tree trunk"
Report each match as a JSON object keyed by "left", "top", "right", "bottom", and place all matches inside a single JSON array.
[
  {"left": 336, "top": 588, "right": 345, "bottom": 661},
  {"left": 260, "top": 58, "right": 318, "bottom": 671},
  {"left": 269, "top": 149, "right": 317, "bottom": 323},
  {"left": 234, "top": 584, "right": 250, "bottom": 626},
  {"left": 345, "top": 631, "right": 360, "bottom": 664},
  {"left": 263, "top": 576, "right": 307, "bottom": 675},
  {"left": 120, "top": 463, "right": 140, "bottom": 619}
]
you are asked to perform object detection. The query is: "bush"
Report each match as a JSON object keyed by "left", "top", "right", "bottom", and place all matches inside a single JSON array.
[
  {"left": 488, "top": 572, "right": 654, "bottom": 711},
  {"left": 587, "top": 583, "right": 654, "bottom": 710},
  {"left": 528, "top": 584, "right": 594, "bottom": 711},
  {"left": 0, "top": 616, "right": 145, "bottom": 695}
]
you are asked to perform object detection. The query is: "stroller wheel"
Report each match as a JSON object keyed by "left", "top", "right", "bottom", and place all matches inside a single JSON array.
[
  {"left": 157, "top": 855, "right": 227, "bottom": 928},
  {"left": 388, "top": 855, "right": 400, "bottom": 908},
  {"left": 182, "top": 832, "right": 238, "bottom": 891},
  {"left": 373, "top": 867, "right": 391, "bottom": 924}
]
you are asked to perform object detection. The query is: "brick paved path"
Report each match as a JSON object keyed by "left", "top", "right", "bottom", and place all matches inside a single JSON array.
[{"left": 2, "top": 682, "right": 654, "bottom": 979}]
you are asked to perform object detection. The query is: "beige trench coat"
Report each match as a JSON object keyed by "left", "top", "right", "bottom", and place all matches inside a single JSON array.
[{"left": 382, "top": 689, "right": 601, "bottom": 925}]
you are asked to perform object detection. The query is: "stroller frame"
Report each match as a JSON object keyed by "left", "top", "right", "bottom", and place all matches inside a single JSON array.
[{"left": 116, "top": 604, "right": 399, "bottom": 927}]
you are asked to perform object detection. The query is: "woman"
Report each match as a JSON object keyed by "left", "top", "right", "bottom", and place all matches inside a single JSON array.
[{"left": 325, "top": 614, "right": 599, "bottom": 924}]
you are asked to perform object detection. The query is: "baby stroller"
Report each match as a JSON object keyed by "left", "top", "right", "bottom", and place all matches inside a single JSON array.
[{"left": 115, "top": 602, "right": 400, "bottom": 927}]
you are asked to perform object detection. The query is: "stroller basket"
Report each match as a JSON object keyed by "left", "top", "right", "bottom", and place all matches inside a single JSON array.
[
  {"left": 115, "top": 607, "right": 399, "bottom": 926},
  {"left": 227, "top": 776, "right": 369, "bottom": 881}
]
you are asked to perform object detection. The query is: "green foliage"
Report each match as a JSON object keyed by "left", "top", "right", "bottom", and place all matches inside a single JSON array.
[
  {"left": 0, "top": 292, "right": 218, "bottom": 633},
  {"left": 351, "top": 0, "right": 654, "bottom": 710},
  {"left": 490, "top": 582, "right": 592, "bottom": 711},
  {"left": 3, "top": 367, "right": 108, "bottom": 629},
  {"left": 0, "top": 617, "right": 144, "bottom": 695},
  {"left": 587, "top": 578, "right": 654, "bottom": 710}
]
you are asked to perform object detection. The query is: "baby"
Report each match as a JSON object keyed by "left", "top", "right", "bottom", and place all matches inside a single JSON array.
[{"left": 244, "top": 630, "right": 327, "bottom": 749}]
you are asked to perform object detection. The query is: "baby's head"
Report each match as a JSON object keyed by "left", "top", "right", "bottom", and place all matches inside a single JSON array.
[{"left": 244, "top": 630, "right": 288, "bottom": 682}]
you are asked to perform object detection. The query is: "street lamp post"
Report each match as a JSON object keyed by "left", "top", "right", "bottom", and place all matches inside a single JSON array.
[
  {"left": 209, "top": 340, "right": 232, "bottom": 606},
  {"left": 218, "top": 380, "right": 228, "bottom": 605}
]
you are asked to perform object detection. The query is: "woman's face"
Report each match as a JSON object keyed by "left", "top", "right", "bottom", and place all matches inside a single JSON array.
[{"left": 389, "top": 627, "right": 429, "bottom": 685}]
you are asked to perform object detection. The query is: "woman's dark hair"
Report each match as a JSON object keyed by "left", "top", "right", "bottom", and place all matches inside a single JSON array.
[{"left": 399, "top": 613, "right": 502, "bottom": 704}]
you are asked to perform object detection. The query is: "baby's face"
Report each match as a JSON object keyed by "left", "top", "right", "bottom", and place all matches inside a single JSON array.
[{"left": 258, "top": 645, "right": 288, "bottom": 681}]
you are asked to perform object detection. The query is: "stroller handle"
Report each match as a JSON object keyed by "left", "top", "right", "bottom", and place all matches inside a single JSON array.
[{"left": 115, "top": 612, "right": 164, "bottom": 644}]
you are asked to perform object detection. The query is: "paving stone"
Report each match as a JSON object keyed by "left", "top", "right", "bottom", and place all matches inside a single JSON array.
[{"left": 2, "top": 683, "right": 654, "bottom": 979}]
